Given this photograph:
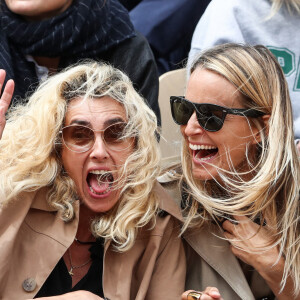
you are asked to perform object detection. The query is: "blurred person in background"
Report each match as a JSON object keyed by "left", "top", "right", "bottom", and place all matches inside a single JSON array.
[
  {"left": 119, "top": 0, "right": 211, "bottom": 75},
  {"left": 0, "top": 0, "right": 161, "bottom": 124}
]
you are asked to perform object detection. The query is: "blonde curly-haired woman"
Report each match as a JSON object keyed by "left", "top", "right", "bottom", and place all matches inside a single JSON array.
[{"left": 0, "top": 62, "right": 185, "bottom": 300}]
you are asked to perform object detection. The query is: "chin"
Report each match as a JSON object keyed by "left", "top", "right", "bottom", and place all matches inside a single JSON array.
[
  {"left": 192, "top": 164, "right": 220, "bottom": 181},
  {"left": 81, "top": 189, "right": 120, "bottom": 214},
  {"left": 83, "top": 200, "right": 117, "bottom": 214}
]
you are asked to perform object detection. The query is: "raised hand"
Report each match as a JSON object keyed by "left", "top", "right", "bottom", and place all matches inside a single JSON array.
[
  {"left": 222, "top": 215, "right": 283, "bottom": 275},
  {"left": 0, "top": 69, "right": 14, "bottom": 139}
]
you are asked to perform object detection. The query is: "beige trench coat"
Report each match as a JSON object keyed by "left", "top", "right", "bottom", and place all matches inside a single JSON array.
[
  {"left": 160, "top": 175, "right": 273, "bottom": 300},
  {"left": 0, "top": 182, "right": 186, "bottom": 300}
]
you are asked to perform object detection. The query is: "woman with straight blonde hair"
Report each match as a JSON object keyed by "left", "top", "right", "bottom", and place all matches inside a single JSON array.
[
  {"left": 189, "top": 0, "right": 300, "bottom": 146},
  {"left": 0, "top": 61, "right": 185, "bottom": 300},
  {"left": 165, "top": 43, "right": 299, "bottom": 299}
]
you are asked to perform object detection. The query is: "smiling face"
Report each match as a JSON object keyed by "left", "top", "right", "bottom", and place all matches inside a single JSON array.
[
  {"left": 181, "top": 68, "right": 260, "bottom": 181},
  {"left": 61, "top": 96, "right": 134, "bottom": 214},
  {"left": 4, "top": 0, "right": 73, "bottom": 20}
]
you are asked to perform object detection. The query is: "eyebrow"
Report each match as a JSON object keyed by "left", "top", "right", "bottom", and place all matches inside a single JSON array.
[{"left": 69, "top": 117, "right": 125, "bottom": 127}]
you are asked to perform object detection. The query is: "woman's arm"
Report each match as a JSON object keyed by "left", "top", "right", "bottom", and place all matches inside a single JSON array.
[
  {"left": 146, "top": 217, "right": 186, "bottom": 299},
  {"left": 223, "top": 215, "right": 300, "bottom": 300},
  {"left": 0, "top": 69, "right": 14, "bottom": 139}
]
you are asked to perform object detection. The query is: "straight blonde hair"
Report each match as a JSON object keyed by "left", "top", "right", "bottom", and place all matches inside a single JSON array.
[{"left": 270, "top": 0, "right": 300, "bottom": 16}]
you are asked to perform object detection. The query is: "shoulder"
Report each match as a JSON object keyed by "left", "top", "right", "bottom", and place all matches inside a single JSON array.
[
  {"left": 154, "top": 178, "right": 182, "bottom": 220},
  {"left": 134, "top": 181, "right": 182, "bottom": 245},
  {"left": 201, "top": 0, "right": 245, "bottom": 17},
  {"left": 107, "top": 31, "right": 151, "bottom": 56}
]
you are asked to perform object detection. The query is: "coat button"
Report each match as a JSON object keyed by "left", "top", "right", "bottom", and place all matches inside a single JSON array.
[{"left": 22, "top": 278, "right": 36, "bottom": 292}]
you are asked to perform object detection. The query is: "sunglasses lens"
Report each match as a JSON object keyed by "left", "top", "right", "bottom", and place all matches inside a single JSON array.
[
  {"left": 104, "top": 123, "right": 129, "bottom": 150},
  {"left": 196, "top": 105, "right": 224, "bottom": 132},
  {"left": 172, "top": 98, "right": 193, "bottom": 125},
  {"left": 62, "top": 123, "right": 133, "bottom": 153},
  {"left": 62, "top": 125, "right": 94, "bottom": 152}
]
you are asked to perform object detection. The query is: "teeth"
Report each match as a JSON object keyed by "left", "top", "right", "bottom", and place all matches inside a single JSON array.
[
  {"left": 189, "top": 143, "right": 217, "bottom": 150},
  {"left": 198, "top": 155, "right": 215, "bottom": 161},
  {"left": 89, "top": 170, "right": 108, "bottom": 175}
]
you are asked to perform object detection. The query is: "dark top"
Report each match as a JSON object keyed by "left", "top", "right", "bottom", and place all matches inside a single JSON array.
[
  {"left": 119, "top": 0, "right": 211, "bottom": 74},
  {"left": 35, "top": 239, "right": 104, "bottom": 298},
  {"left": 0, "top": 0, "right": 160, "bottom": 125}
]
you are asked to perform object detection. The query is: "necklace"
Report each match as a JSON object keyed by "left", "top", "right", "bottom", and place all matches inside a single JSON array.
[
  {"left": 67, "top": 248, "right": 92, "bottom": 276},
  {"left": 74, "top": 237, "right": 96, "bottom": 245}
]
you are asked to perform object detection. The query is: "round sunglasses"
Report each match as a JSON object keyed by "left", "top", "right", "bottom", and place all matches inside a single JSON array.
[
  {"left": 60, "top": 122, "right": 134, "bottom": 153},
  {"left": 170, "top": 96, "right": 265, "bottom": 132}
]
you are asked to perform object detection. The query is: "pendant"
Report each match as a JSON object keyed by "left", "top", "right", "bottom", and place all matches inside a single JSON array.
[{"left": 69, "top": 267, "right": 74, "bottom": 276}]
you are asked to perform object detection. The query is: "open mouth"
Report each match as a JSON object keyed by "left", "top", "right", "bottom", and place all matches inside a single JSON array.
[
  {"left": 190, "top": 144, "right": 218, "bottom": 162},
  {"left": 87, "top": 170, "right": 114, "bottom": 196}
]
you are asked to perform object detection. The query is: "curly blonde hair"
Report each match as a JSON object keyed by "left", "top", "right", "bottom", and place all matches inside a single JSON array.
[
  {"left": 181, "top": 44, "right": 300, "bottom": 295},
  {"left": 0, "top": 61, "right": 161, "bottom": 251}
]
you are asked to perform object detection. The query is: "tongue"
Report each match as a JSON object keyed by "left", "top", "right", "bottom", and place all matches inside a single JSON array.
[
  {"left": 89, "top": 174, "right": 110, "bottom": 194},
  {"left": 195, "top": 148, "right": 218, "bottom": 159}
]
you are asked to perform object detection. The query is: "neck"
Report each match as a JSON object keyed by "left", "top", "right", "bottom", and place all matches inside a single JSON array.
[{"left": 76, "top": 204, "right": 97, "bottom": 243}]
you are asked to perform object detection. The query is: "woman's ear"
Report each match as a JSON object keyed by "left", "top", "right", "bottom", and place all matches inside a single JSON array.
[{"left": 252, "top": 114, "right": 270, "bottom": 144}]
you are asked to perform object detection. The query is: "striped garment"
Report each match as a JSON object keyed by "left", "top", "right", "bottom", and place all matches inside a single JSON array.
[{"left": 0, "top": 0, "right": 135, "bottom": 104}]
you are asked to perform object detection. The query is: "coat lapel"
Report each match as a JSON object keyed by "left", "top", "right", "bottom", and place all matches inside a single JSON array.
[{"left": 184, "top": 225, "right": 255, "bottom": 300}]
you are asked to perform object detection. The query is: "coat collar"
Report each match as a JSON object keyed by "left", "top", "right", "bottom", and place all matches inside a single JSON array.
[
  {"left": 159, "top": 175, "right": 255, "bottom": 299},
  {"left": 28, "top": 182, "right": 181, "bottom": 253},
  {"left": 154, "top": 181, "right": 183, "bottom": 222},
  {"left": 184, "top": 225, "right": 255, "bottom": 300},
  {"left": 30, "top": 187, "right": 58, "bottom": 211}
]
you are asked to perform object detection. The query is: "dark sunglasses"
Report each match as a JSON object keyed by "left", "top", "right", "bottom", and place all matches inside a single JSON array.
[
  {"left": 60, "top": 122, "right": 133, "bottom": 153},
  {"left": 170, "top": 96, "right": 265, "bottom": 132}
]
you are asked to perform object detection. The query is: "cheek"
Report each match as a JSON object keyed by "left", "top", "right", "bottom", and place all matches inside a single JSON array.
[
  {"left": 61, "top": 148, "right": 81, "bottom": 181},
  {"left": 118, "top": 141, "right": 134, "bottom": 162},
  {"left": 180, "top": 125, "right": 187, "bottom": 138}
]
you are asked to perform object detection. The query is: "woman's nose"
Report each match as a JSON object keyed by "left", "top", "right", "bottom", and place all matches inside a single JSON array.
[
  {"left": 89, "top": 135, "right": 109, "bottom": 160},
  {"left": 183, "top": 111, "right": 205, "bottom": 137}
]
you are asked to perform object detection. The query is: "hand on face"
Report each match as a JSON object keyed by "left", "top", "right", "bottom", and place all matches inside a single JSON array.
[
  {"left": 26, "top": 290, "right": 104, "bottom": 300},
  {"left": 182, "top": 288, "right": 223, "bottom": 300},
  {"left": 222, "top": 215, "right": 283, "bottom": 274},
  {"left": 0, "top": 69, "right": 14, "bottom": 139}
]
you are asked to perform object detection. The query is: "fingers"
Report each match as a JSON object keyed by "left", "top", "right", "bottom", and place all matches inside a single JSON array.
[
  {"left": 232, "top": 215, "right": 248, "bottom": 221},
  {"left": 222, "top": 215, "right": 257, "bottom": 234},
  {"left": 182, "top": 288, "right": 223, "bottom": 300},
  {"left": 182, "top": 290, "right": 196, "bottom": 300},
  {"left": 222, "top": 219, "right": 235, "bottom": 233},
  {"left": 0, "top": 70, "right": 15, "bottom": 110},
  {"left": 203, "top": 287, "right": 222, "bottom": 299},
  {"left": 0, "top": 70, "right": 14, "bottom": 139},
  {"left": 0, "top": 69, "right": 6, "bottom": 86}
]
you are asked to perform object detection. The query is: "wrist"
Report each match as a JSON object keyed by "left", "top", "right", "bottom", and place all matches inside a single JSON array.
[{"left": 257, "top": 255, "right": 285, "bottom": 282}]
